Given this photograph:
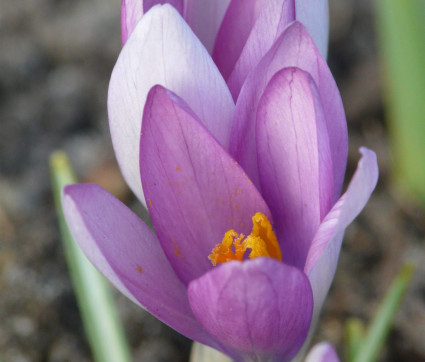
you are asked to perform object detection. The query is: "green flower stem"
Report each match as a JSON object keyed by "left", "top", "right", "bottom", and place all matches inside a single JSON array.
[
  {"left": 353, "top": 263, "right": 414, "bottom": 362},
  {"left": 345, "top": 318, "right": 366, "bottom": 362},
  {"left": 190, "top": 342, "right": 232, "bottom": 362},
  {"left": 50, "top": 151, "right": 132, "bottom": 362}
]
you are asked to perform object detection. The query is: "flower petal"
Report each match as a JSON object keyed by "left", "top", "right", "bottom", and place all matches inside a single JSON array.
[
  {"left": 184, "top": 0, "right": 231, "bottom": 53},
  {"left": 224, "top": 0, "right": 295, "bottom": 98},
  {"left": 256, "top": 67, "right": 334, "bottom": 269},
  {"left": 121, "top": 1, "right": 228, "bottom": 51},
  {"left": 229, "top": 21, "right": 347, "bottom": 196},
  {"left": 305, "top": 148, "right": 378, "bottom": 283},
  {"left": 305, "top": 342, "right": 340, "bottom": 362},
  {"left": 212, "top": 0, "right": 268, "bottom": 80},
  {"left": 303, "top": 148, "right": 378, "bottom": 346},
  {"left": 143, "top": 0, "right": 182, "bottom": 12},
  {"left": 188, "top": 258, "right": 313, "bottom": 361},
  {"left": 121, "top": 0, "right": 184, "bottom": 45},
  {"left": 295, "top": 0, "right": 329, "bottom": 58},
  {"left": 62, "top": 183, "right": 215, "bottom": 346},
  {"left": 109, "top": 4, "right": 234, "bottom": 206},
  {"left": 121, "top": 0, "right": 143, "bottom": 45},
  {"left": 139, "top": 85, "right": 271, "bottom": 285}
]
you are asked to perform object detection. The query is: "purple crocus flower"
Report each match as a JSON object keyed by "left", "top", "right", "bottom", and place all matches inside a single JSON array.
[
  {"left": 63, "top": 5, "right": 378, "bottom": 361},
  {"left": 121, "top": 0, "right": 329, "bottom": 99},
  {"left": 305, "top": 343, "right": 340, "bottom": 362}
]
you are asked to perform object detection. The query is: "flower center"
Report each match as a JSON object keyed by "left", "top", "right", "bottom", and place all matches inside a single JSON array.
[{"left": 208, "top": 212, "right": 282, "bottom": 266}]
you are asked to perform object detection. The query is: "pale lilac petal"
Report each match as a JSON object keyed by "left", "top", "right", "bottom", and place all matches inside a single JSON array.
[
  {"left": 62, "top": 183, "right": 215, "bottom": 346},
  {"left": 212, "top": 0, "right": 268, "bottom": 80},
  {"left": 305, "top": 342, "right": 340, "bottom": 362},
  {"left": 225, "top": 0, "right": 295, "bottom": 98},
  {"left": 121, "top": 0, "right": 143, "bottom": 45},
  {"left": 122, "top": 1, "right": 229, "bottom": 52},
  {"left": 304, "top": 148, "right": 378, "bottom": 341},
  {"left": 188, "top": 258, "right": 313, "bottom": 361},
  {"left": 109, "top": 4, "right": 234, "bottom": 206},
  {"left": 184, "top": 0, "right": 231, "bottom": 53},
  {"left": 140, "top": 86, "right": 271, "bottom": 285},
  {"left": 229, "top": 21, "right": 347, "bottom": 195},
  {"left": 256, "top": 67, "right": 334, "bottom": 269},
  {"left": 121, "top": 1, "right": 184, "bottom": 45},
  {"left": 143, "top": 0, "right": 182, "bottom": 12},
  {"left": 305, "top": 148, "right": 378, "bottom": 275},
  {"left": 295, "top": 0, "right": 329, "bottom": 58}
]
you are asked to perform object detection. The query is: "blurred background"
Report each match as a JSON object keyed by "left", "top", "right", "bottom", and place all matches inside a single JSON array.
[{"left": 0, "top": 0, "right": 424, "bottom": 361}]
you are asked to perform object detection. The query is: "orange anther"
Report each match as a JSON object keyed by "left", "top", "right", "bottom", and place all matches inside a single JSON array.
[{"left": 208, "top": 212, "right": 282, "bottom": 266}]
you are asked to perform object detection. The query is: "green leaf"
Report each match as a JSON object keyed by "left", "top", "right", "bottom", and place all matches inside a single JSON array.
[
  {"left": 50, "top": 151, "right": 132, "bottom": 362},
  {"left": 353, "top": 263, "right": 414, "bottom": 362},
  {"left": 345, "top": 318, "right": 366, "bottom": 362},
  {"left": 375, "top": 0, "right": 425, "bottom": 203}
]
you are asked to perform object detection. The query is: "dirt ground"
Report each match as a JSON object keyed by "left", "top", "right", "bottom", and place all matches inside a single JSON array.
[{"left": 1, "top": 0, "right": 424, "bottom": 361}]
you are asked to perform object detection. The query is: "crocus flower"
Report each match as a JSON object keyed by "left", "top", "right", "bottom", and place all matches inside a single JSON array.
[
  {"left": 63, "top": 5, "right": 378, "bottom": 361},
  {"left": 121, "top": 0, "right": 329, "bottom": 100},
  {"left": 305, "top": 343, "right": 340, "bottom": 362}
]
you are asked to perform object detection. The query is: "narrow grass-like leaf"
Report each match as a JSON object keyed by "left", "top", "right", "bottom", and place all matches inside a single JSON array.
[
  {"left": 50, "top": 151, "right": 132, "bottom": 362},
  {"left": 375, "top": 0, "right": 425, "bottom": 203},
  {"left": 345, "top": 318, "right": 366, "bottom": 362},
  {"left": 353, "top": 263, "right": 414, "bottom": 362}
]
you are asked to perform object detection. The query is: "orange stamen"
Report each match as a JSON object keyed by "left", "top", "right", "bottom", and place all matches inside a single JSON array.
[{"left": 208, "top": 212, "right": 282, "bottom": 266}]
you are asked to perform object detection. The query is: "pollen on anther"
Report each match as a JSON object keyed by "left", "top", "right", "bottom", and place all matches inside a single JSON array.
[{"left": 209, "top": 212, "right": 282, "bottom": 266}]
